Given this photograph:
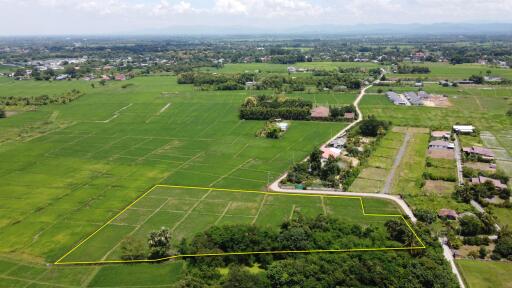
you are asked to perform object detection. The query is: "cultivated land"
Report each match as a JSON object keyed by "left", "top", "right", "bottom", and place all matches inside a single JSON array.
[
  {"left": 0, "top": 67, "right": 407, "bottom": 286},
  {"left": 58, "top": 185, "right": 406, "bottom": 264},
  {"left": 390, "top": 62, "right": 512, "bottom": 81},
  {"left": 457, "top": 260, "right": 512, "bottom": 288},
  {"left": 348, "top": 131, "right": 406, "bottom": 193},
  {"left": 1, "top": 60, "right": 512, "bottom": 286}
]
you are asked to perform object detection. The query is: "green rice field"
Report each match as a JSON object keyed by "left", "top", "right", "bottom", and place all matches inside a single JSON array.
[
  {"left": 58, "top": 186, "right": 403, "bottom": 264},
  {"left": 0, "top": 68, "right": 406, "bottom": 286}
]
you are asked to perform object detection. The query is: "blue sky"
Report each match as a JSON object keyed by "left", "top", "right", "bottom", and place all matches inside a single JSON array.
[{"left": 0, "top": 0, "right": 511, "bottom": 35}]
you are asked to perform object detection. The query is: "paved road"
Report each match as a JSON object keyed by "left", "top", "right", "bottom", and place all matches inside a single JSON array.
[
  {"left": 382, "top": 133, "right": 411, "bottom": 194},
  {"left": 269, "top": 71, "right": 418, "bottom": 222},
  {"left": 439, "top": 237, "right": 466, "bottom": 288},
  {"left": 268, "top": 71, "right": 466, "bottom": 286},
  {"left": 454, "top": 135, "right": 464, "bottom": 185},
  {"left": 267, "top": 185, "right": 418, "bottom": 223}
]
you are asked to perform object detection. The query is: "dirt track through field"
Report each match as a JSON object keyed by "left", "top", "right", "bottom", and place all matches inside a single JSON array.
[{"left": 382, "top": 133, "right": 411, "bottom": 194}]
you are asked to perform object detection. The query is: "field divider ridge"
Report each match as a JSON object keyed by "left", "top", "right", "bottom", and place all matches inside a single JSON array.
[{"left": 54, "top": 184, "right": 426, "bottom": 266}]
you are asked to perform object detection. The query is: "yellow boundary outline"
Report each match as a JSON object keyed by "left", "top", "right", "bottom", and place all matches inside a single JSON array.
[{"left": 54, "top": 185, "right": 426, "bottom": 265}]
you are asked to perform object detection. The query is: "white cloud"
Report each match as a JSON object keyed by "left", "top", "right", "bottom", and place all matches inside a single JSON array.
[
  {"left": 153, "top": 0, "right": 195, "bottom": 16},
  {"left": 214, "top": 0, "right": 248, "bottom": 14},
  {"left": 1, "top": 0, "right": 512, "bottom": 34}
]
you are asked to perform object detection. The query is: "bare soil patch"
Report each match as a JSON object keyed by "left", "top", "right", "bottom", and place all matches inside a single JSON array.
[
  {"left": 423, "top": 180, "right": 455, "bottom": 195},
  {"left": 465, "top": 162, "right": 496, "bottom": 173},
  {"left": 392, "top": 126, "right": 429, "bottom": 134},
  {"left": 428, "top": 149, "right": 455, "bottom": 159}
]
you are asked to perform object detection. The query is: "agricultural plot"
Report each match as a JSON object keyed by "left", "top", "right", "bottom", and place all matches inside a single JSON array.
[
  {"left": 390, "top": 62, "right": 512, "bottom": 81},
  {"left": 391, "top": 132, "right": 429, "bottom": 196},
  {"left": 0, "top": 76, "right": 351, "bottom": 265},
  {"left": 349, "top": 131, "right": 406, "bottom": 193},
  {"left": 425, "top": 158, "right": 457, "bottom": 182},
  {"left": 481, "top": 131, "right": 512, "bottom": 177},
  {"left": 387, "top": 130, "right": 472, "bottom": 212},
  {"left": 457, "top": 259, "right": 512, "bottom": 288},
  {"left": 56, "top": 185, "right": 416, "bottom": 264},
  {"left": 361, "top": 84, "right": 512, "bottom": 143}
]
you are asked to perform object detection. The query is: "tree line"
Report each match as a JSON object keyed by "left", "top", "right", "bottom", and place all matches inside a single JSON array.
[
  {"left": 173, "top": 214, "right": 458, "bottom": 288},
  {"left": 0, "top": 89, "right": 83, "bottom": 107},
  {"left": 396, "top": 65, "right": 431, "bottom": 74}
]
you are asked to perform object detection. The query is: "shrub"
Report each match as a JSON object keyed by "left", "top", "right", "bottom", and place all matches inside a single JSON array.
[{"left": 414, "top": 209, "right": 437, "bottom": 224}]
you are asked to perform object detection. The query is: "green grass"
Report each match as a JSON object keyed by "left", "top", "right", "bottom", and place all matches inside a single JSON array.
[
  {"left": 426, "top": 158, "right": 457, "bottom": 181},
  {"left": 457, "top": 259, "right": 512, "bottom": 288},
  {"left": 361, "top": 84, "right": 512, "bottom": 157},
  {"left": 390, "top": 62, "right": 512, "bottom": 81},
  {"left": 0, "top": 71, "right": 391, "bottom": 286},
  {"left": 348, "top": 131, "right": 406, "bottom": 193},
  {"left": 59, "top": 186, "right": 402, "bottom": 263},
  {"left": 492, "top": 207, "right": 512, "bottom": 228},
  {"left": 391, "top": 133, "right": 429, "bottom": 195}
]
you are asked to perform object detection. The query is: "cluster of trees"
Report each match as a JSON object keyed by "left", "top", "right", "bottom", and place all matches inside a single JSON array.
[
  {"left": 177, "top": 72, "right": 250, "bottom": 90},
  {"left": 463, "top": 167, "right": 509, "bottom": 184},
  {"left": 493, "top": 228, "right": 512, "bottom": 260},
  {"left": 32, "top": 68, "right": 56, "bottom": 81},
  {"left": 120, "top": 227, "right": 172, "bottom": 260},
  {"left": 287, "top": 150, "right": 341, "bottom": 188},
  {"left": 176, "top": 216, "right": 458, "bottom": 287},
  {"left": 458, "top": 213, "right": 497, "bottom": 236},
  {"left": 181, "top": 214, "right": 407, "bottom": 268},
  {"left": 329, "top": 105, "right": 357, "bottom": 121},
  {"left": 469, "top": 74, "right": 485, "bottom": 84},
  {"left": 177, "top": 72, "right": 311, "bottom": 92},
  {"left": 240, "top": 96, "right": 312, "bottom": 120},
  {"left": 358, "top": 116, "right": 390, "bottom": 137},
  {"left": 316, "top": 73, "right": 362, "bottom": 90},
  {"left": 454, "top": 182, "right": 511, "bottom": 204},
  {"left": 0, "top": 109, "right": 5, "bottom": 118},
  {"left": 396, "top": 65, "right": 431, "bottom": 74},
  {"left": 0, "top": 89, "right": 83, "bottom": 107},
  {"left": 256, "top": 122, "right": 282, "bottom": 139}
]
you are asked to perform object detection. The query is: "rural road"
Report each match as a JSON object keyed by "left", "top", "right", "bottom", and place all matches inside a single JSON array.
[
  {"left": 382, "top": 133, "right": 411, "bottom": 194},
  {"left": 454, "top": 135, "right": 464, "bottom": 185},
  {"left": 439, "top": 237, "right": 467, "bottom": 288},
  {"left": 268, "top": 72, "right": 466, "bottom": 288},
  {"left": 269, "top": 70, "right": 417, "bottom": 223}
]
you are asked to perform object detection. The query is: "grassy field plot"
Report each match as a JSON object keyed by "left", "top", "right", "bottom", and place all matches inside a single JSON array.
[
  {"left": 361, "top": 84, "right": 512, "bottom": 152},
  {"left": 390, "top": 62, "right": 512, "bottom": 81},
  {"left": 457, "top": 259, "right": 512, "bottom": 288},
  {"left": 425, "top": 157, "right": 457, "bottom": 182},
  {"left": 0, "top": 75, "right": 350, "bottom": 260},
  {"left": 391, "top": 132, "right": 429, "bottom": 195},
  {"left": 389, "top": 131, "right": 471, "bottom": 212},
  {"left": 56, "top": 185, "right": 414, "bottom": 264},
  {"left": 348, "top": 131, "right": 405, "bottom": 193}
]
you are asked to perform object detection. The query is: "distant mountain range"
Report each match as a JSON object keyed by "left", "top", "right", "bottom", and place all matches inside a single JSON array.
[{"left": 137, "top": 23, "right": 512, "bottom": 36}]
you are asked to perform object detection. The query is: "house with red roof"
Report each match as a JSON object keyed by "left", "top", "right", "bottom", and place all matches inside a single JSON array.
[{"left": 463, "top": 146, "right": 495, "bottom": 161}]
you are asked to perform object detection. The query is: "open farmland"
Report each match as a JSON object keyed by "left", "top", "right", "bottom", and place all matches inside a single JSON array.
[
  {"left": 348, "top": 131, "right": 406, "bottom": 193},
  {"left": 390, "top": 62, "right": 512, "bottom": 81},
  {"left": 0, "top": 77, "right": 344, "bottom": 260},
  {"left": 58, "top": 185, "right": 405, "bottom": 264},
  {"left": 0, "top": 70, "right": 404, "bottom": 285},
  {"left": 457, "top": 260, "right": 512, "bottom": 288},
  {"left": 361, "top": 84, "right": 512, "bottom": 157}
]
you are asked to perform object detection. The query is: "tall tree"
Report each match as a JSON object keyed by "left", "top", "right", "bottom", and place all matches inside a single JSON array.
[{"left": 148, "top": 227, "right": 172, "bottom": 259}]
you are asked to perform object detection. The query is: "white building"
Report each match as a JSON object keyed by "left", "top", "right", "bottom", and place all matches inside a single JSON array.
[{"left": 453, "top": 125, "right": 475, "bottom": 134}]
